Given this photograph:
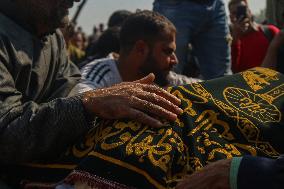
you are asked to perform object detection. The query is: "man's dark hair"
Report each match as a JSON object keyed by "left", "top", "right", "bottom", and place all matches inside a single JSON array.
[
  {"left": 228, "top": 0, "right": 248, "bottom": 9},
  {"left": 78, "top": 26, "right": 121, "bottom": 68},
  {"left": 119, "top": 10, "right": 176, "bottom": 52},
  {"left": 95, "top": 26, "right": 121, "bottom": 57},
  {"left": 107, "top": 10, "right": 133, "bottom": 28}
]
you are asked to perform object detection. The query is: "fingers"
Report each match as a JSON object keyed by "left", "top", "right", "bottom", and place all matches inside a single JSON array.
[
  {"left": 124, "top": 108, "right": 164, "bottom": 128},
  {"left": 133, "top": 73, "right": 155, "bottom": 84},
  {"left": 129, "top": 96, "right": 178, "bottom": 122},
  {"left": 141, "top": 84, "right": 181, "bottom": 106},
  {"left": 81, "top": 80, "right": 183, "bottom": 128},
  {"left": 135, "top": 91, "right": 183, "bottom": 116},
  {"left": 115, "top": 74, "right": 155, "bottom": 86}
]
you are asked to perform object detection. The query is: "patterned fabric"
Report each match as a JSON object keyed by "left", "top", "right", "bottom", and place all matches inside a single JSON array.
[{"left": 5, "top": 68, "right": 284, "bottom": 189}]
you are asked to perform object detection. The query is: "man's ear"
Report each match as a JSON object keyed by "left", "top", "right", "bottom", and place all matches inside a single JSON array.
[{"left": 133, "top": 40, "right": 149, "bottom": 56}]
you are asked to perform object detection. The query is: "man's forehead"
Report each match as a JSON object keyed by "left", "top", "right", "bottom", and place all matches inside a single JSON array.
[
  {"left": 155, "top": 36, "right": 176, "bottom": 48},
  {"left": 229, "top": 1, "right": 247, "bottom": 11}
]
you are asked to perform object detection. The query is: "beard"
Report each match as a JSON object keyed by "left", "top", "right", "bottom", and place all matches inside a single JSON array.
[
  {"left": 52, "top": 0, "right": 76, "bottom": 28},
  {"left": 51, "top": 8, "right": 70, "bottom": 29},
  {"left": 140, "top": 53, "right": 171, "bottom": 87},
  {"left": 47, "top": 0, "right": 73, "bottom": 31}
]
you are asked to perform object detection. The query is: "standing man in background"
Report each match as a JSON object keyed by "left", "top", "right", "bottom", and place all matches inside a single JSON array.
[{"left": 153, "top": 0, "right": 232, "bottom": 79}]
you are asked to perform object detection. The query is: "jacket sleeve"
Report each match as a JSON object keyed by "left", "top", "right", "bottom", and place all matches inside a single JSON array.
[
  {"left": 237, "top": 155, "right": 284, "bottom": 189},
  {"left": 46, "top": 30, "right": 84, "bottom": 100},
  {"left": 0, "top": 38, "right": 92, "bottom": 165}
]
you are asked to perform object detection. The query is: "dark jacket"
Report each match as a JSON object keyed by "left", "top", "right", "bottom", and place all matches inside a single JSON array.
[
  {"left": 238, "top": 155, "right": 284, "bottom": 189},
  {"left": 0, "top": 11, "right": 92, "bottom": 164}
]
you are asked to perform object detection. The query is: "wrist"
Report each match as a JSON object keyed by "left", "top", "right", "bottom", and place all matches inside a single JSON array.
[{"left": 79, "top": 92, "right": 96, "bottom": 122}]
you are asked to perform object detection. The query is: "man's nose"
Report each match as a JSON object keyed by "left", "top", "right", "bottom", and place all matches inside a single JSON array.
[{"left": 171, "top": 53, "right": 178, "bottom": 65}]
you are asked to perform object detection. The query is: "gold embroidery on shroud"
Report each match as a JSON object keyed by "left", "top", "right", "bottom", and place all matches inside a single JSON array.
[
  {"left": 188, "top": 110, "right": 234, "bottom": 140},
  {"left": 91, "top": 120, "right": 186, "bottom": 173},
  {"left": 233, "top": 143, "right": 257, "bottom": 156},
  {"left": 165, "top": 146, "right": 188, "bottom": 188},
  {"left": 71, "top": 121, "right": 113, "bottom": 158},
  {"left": 212, "top": 99, "right": 237, "bottom": 118},
  {"left": 237, "top": 118, "right": 259, "bottom": 142},
  {"left": 234, "top": 117, "right": 279, "bottom": 157},
  {"left": 179, "top": 85, "right": 210, "bottom": 103},
  {"left": 125, "top": 127, "right": 182, "bottom": 172},
  {"left": 188, "top": 157, "right": 203, "bottom": 171},
  {"left": 101, "top": 121, "right": 141, "bottom": 151},
  {"left": 242, "top": 67, "right": 279, "bottom": 91},
  {"left": 197, "top": 132, "right": 241, "bottom": 160},
  {"left": 236, "top": 118, "right": 279, "bottom": 157},
  {"left": 254, "top": 67, "right": 279, "bottom": 78},
  {"left": 175, "top": 117, "right": 185, "bottom": 128},
  {"left": 224, "top": 87, "right": 281, "bottom": 123},
  {"left": 197, "top": 146, "right": 206, "bottom": 154},
  {"left": 89, "top": 151, "right": 166, "bottom": 189},
  {"left": 261, "top": 83, "right": 284, "bottom": 103},
  {"left": 171, "top": 89, "right": 196, "bottom": 117},
  {"left": 24, "top": 163, "right": 76, "bottom": 170},
  {"left": 208, "top": 144, "right": 241, "bottom": 160},
  {"left": 256, "top": 143, "right": 279, "bottom": 157}
]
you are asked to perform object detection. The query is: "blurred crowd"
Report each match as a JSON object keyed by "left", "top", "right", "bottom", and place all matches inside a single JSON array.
[{"left": 64, "top": 0, "right": 284, "bottom": 82}]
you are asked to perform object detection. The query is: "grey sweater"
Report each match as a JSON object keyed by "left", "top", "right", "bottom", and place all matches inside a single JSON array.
[{"left": 0, "top": 12, "right": 92, "bottom": 164}]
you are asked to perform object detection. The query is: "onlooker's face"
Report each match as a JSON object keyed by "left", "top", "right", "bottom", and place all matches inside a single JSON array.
[
  {"left": 72, "top": 32, "right": 84, "bottom": 50},
  {"left": 23, "top": 0, "right": 80, "bottom": 31},
  {"left": 229, "top": 1, "right": 252, "bottom": 33},
  {"left": 229, "top": 1, "right": 252, "bottom": 23},
  {"left": 140, "top": 32, "right": 178, "bottom": 87}
]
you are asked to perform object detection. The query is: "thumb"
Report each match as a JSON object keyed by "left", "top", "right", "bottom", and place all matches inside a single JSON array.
[{"left": 134, "top": 73, "right": 155, "bottom": 84}]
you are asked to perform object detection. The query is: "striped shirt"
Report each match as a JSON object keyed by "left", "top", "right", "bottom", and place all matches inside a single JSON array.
[
  {"left": 70, "top": 57, "right": 122, "bottom": 94},
  {"left": 70, "top": 57, "right": 202, "bottom": 95}
]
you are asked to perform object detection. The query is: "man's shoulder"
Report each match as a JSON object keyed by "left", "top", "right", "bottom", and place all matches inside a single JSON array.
[
  {"left": 79, "top": 57, "right": 120, "bottom": 88},
  {"left": 168, "top": 71, "right": 203, "bottom": 85},
  {"left": 265, "top": 24, "right": 280, "bottom": 34},
  {"left": 81, "top": 57, "right": 116, "bottom": 73},
  {"left": 259, "top": 24, "right": 280, "bottom": 42}
]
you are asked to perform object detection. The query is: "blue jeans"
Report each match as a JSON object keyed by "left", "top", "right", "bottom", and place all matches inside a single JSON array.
[{"left": 153, "top": 0, "right": 232, "bottom": 79}]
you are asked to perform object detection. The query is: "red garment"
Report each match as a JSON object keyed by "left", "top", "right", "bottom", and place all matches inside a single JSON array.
[{"left": 231, "top": 25, "right": 279, "bottom": 73}]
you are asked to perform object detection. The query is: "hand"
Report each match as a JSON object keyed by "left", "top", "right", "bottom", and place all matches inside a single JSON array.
[
  {"left": 176, "top": 159, "right": 232, "bottom": 189},
  {"left": 81, "top": 73, "right": 183, "bottom": 128}
]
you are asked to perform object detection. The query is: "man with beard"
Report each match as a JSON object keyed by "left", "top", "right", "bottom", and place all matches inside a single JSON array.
[
  {"left": 72, "top": 10, "right": 201, "bottom": 94},
  {"left": 0, "top": 0, "right": 183, "bottom": 186}
]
